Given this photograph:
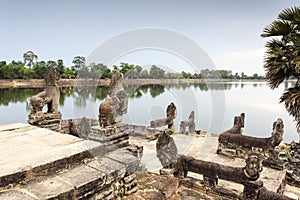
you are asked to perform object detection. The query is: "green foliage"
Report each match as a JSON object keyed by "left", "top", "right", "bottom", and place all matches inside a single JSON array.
[
  {"left": 261, "top": 6, "right": 300, "bottom": 89},
  {"left": 64, "top": 67, "right": 76, "bottom": 79},
  {"left": 150, "top": 65, "right": 165, "bottom": 79},
  {"left": 32, "top": 61, "right": 49, "bottom": 79},
  {"left": 262, "top": 6, "right": 300, "bottom": 129},
  {"left": 0, "top": 53, "right": 264, "bottom": 80},
  {"left": 23, "top": 50, "right": 38, "bottom": 68}
]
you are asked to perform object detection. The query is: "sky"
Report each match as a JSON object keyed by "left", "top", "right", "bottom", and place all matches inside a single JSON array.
[{"left": 0, "top": 0, "right": 299, "bottom": 75}]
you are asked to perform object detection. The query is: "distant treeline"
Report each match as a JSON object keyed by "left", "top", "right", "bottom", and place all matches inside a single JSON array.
[{"left": 0, "top": 52, "right": 265, "bottom": 80}]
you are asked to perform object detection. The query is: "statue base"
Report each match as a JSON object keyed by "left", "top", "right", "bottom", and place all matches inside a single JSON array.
[
  {"left": 89, "top": 123, "right": 129, "bottom": 152},
  {"left": 28, "top": 112, "right": 62, "bottom": 131}
]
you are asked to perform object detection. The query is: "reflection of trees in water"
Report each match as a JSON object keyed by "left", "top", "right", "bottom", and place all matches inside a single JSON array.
[
  {"left": 59, "top": 87, "right": 74, "bottom": 106},
  {"left": 126, "top": 84, "right": 165, "bottom": 99},
  {"left": 149, "top": 85, "right": 165, "bottom": 98},
  {"left": 93, "top": 87, "right": 109, "bottom": 100},
  {"left": 0, "top": 82, "right": 269, "bottom": 106},
  {"left": 193, "top": 83, "right": 232, "bottom": 91},
  {"left": 71, "top": 86, "right": 110, "bottom": 107},
  {"left": 73, "top": 86, "right": 94, "bottom": 107},
  {"left": 0, "top": 88, "right": 42, "bottom": 106}
]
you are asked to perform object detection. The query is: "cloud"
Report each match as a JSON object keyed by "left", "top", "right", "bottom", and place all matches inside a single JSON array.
[{"left": 214, "top": 48, "right": 266, "bottom": 75}]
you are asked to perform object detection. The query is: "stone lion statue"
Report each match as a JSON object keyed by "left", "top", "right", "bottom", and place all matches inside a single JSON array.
[
  {"left": 98, "top": 71, "right": 128, "bottom": 127},
  {"left": 29, "top": 67, "right": 60, "bottom": 115}
]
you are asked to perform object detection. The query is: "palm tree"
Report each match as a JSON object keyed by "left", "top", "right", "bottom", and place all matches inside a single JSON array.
[
  {"left": 261, "top": 7, "right": 300, "bottom": 131},
  {"left": 23, "top": 51, "right": 38, "bottom": 69}
]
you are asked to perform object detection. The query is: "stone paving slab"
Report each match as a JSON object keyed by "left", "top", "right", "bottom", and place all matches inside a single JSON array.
[
  {"left": 0, "top": 189, "right": 38, "bottom": 200},
  {"left": 0, "top": 123, "right": 31, "bottom": 132},
  {"left": 0, "top": 124, "right": 105, "bottom": 188},
  {"left": 24, "top": 176, "right": 75, "bottom": 199},
  {"left": 86, "top": 157, "right": 126, "bottom": 185},
  {"left": 58, "top": 164, "right": 106, "bottom": 198},
  {"left": 106, "top": 149, "right": 140, "bottom": 174}
]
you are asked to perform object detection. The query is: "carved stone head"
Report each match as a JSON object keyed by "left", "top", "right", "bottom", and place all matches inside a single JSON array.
[
  {"left": 110, "top": 71, "right": 124, "bottom": 96},
  {"left": 271, "top": 118, "right": 284, "bottom": 147},
  {"left": 166, "top": 102, "right": 177, "bottom": 120},
  {"left": 244, "top": 154, "right": 262, "bottom": 181},
  {"left": 233, "top": 113, "right": 245, "bottom": 128},
  {"left": 45, "top": 67, "right": 58, "bottom": 87}
]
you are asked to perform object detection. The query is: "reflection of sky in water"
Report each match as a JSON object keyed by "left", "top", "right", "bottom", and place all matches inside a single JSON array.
[{"left": 0, "top": 81, "right": 298, "bottom": 142}]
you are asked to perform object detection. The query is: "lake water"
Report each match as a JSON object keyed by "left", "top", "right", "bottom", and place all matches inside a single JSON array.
[{"left": 0, "top": 81, "right": 298, "bottom": 142}]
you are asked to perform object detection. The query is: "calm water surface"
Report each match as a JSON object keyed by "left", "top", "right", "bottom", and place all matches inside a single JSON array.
[{"left": 0, "top": 81, "right": 298, "bottom": 142}]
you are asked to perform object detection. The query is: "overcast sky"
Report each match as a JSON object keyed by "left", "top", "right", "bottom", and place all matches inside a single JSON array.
[{"left": 0, "top": 0, "right": 299, "bottom": 75}]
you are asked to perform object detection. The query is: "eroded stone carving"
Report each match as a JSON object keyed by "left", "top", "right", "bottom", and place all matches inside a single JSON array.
[
  {"left": 28, "top": 67, "right": 61, "bottom": 131},
  {"left": 218, "top": 118, "right": 285, "bottom": 169},
  {"left": 29, "top": 67, "right": 60, "bottom": 115},
  {"left": 156, "top": 129, "right": 178, "bottom": 169},
  {"left": 222, "top": 113, "right": 245, "bottom": 135},
  {"left": 180, "top": 111, "right": 195, "bottom": 135},
  {"left": 150, "top": 102, "right": 177, "bottom": 132},
  {"left": 98, "top": 71, "right": 128, "bottom": 127}
]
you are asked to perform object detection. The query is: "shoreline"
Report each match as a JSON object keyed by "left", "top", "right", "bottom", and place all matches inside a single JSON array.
[{"left": 0, "top": 78, "right": 268, "bottom": 89}]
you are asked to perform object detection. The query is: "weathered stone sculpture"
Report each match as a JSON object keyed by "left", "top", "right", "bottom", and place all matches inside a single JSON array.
[
  {"left": 89, "top": 71, "right": 129, "bottom": 152},
  {"left": 180, "top": 111, "right": 195, "bottom": 135},
  {"left": 156, "top": 129, "right": 178, "bottom": 169},
  {"left": 98, "top": 71, "right": 128, "bottom": 127},
  {"left": 217, "top": 118, "right": 285, "bottom": 169},
  {"left": 182, "top": 153, "right": 262, "bottom": 183},
  {"left": 222, "top": 113, "right": 245, "bottom": 135},
  {"left": 150, "top": 102, "right": 177, "bottom": 132},
  {"left": 28, "top": 67, "right": 61, "bottom": 131}
]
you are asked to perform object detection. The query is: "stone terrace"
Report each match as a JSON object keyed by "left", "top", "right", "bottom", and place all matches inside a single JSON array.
[{"left": 0, "top": 123, "right": 139, "bottom": 199}]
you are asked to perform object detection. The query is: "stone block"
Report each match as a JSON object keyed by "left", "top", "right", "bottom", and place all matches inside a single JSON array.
[
  {"left": 88, "top": 131, "right": 128, "bottom": 143},
  {"left": 0, "top": 123, "right": 31, "bottom": 132},
  {"left": 90, "top": 185, "right": 115, "bottom": 200},
  {"left": 24, "top": 176, "right": 75, "bottom": 200},
  {"left": 123, "top": 173, "right": 136, "bottom": 184},
  {"left": 18, "top": 140, "right": 104, "bottom": 176},
  {"left": 91, "top": 123, "right": 128, "bottom": 137},
  {"left": 58, "top": 164, "right": 106, "bottom": 198},
  {"left": 32, "top": 131, "right": 82, "bottom": 147},
  {"left": 86, "top": 157, "right": 126, "bottom": 185},
  {"left": 0, "top": 189, "right": 38, "bottom": 200},
  {"left": 91, "top": 126, "right": 118, "bottom": 137},
  {"left": 0, "top": 164, "right": 27, "bottom": 188},
  {"left": 106, "top": 151, "right": 139, "bottom": 174}
]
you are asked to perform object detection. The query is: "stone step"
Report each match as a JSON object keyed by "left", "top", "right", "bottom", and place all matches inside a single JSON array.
[
  {"left": 0, "top": 148, "right": 140, "bottom": 199},
  {"left": 0, "top": 123, "right": 105, "bottom": 189}
]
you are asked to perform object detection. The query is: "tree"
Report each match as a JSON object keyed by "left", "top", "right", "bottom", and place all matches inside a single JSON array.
[
  {"left": 72, "top": 56, "right": 86, "bottom": 72},
  {"left": 64, "top": 67, "right": 75, "bottom": 79},
  {"left": 0, "top": 61, "right": 6, "bottom": 79},
  {"left": 135, "top": 65, "right": 143, "bottom": 79},
  {"left": 56, "top": 59, "right": 65, "bottom": 77},
  {"left": 89, "top": 63, "right": 102, "bottom": 81},
  {"left": 150, "top": 65, "right": 165, "bottom": 79},
  {"left": 33, "top": 61, "right": 48, "bottom": 79},
  {"left": 23, "top": 51, "right": 38, "bottom": 68},
  {"left": 261, "top": 6, "right": 300, "bottom": 130},
  {"left": 119, "top": 62, "right": 131, "bottom": 76}
]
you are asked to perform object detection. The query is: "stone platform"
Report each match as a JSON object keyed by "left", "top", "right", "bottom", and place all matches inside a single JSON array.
[
  {"left": 130, "top": 133, "right": 300, "bottom": 198},
  {"left": 0, "top": 123, "right": 140, "bottom": 199}
]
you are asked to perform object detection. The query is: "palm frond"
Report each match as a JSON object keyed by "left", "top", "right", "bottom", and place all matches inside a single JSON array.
[
  {"left": 261, "top": 20, "right": 293, "bottom": 37},
  {"left": 278, "top": 7, "right": 300, "bottom": 24},
  {"left": 280, "top": 87, "right": 300, "bottom": 129}
]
